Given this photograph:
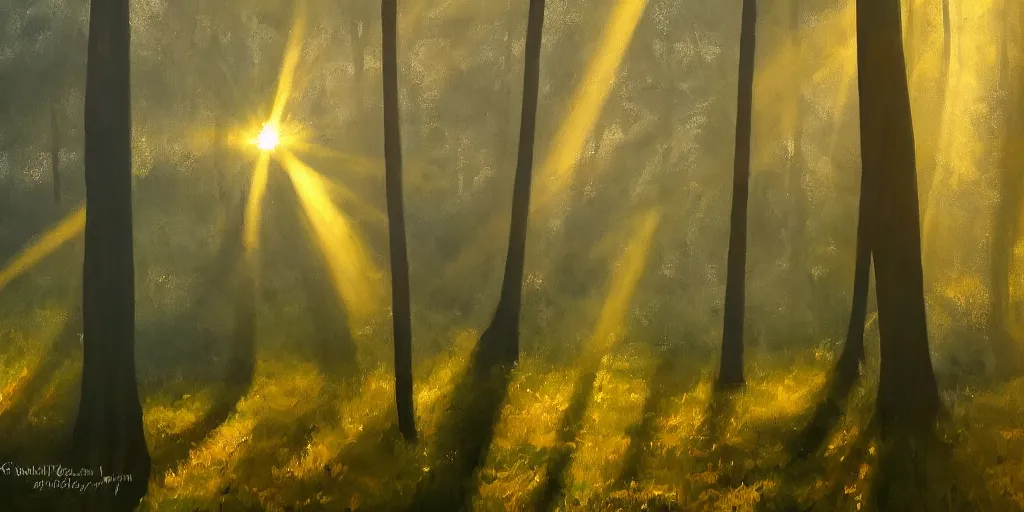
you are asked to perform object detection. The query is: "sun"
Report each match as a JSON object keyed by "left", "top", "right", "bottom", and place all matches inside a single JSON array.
[{"left": 256, "top": 123, "right": 280, "bottom": 151}]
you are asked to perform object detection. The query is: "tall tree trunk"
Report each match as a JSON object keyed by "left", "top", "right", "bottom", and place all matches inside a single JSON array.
[
  {"left": 718, "top": 0, "right": 757, "bottom": 389},
  {"left": 50, "top": 102, "right": 62, "bottom": 206},
  {"left": 479, "top": 0, "right": 545, "bottom": 368},
  {"left": 382, "top": 0, "right": 416, "bottom": 442},
  {"left": 788, "top": 0, "right": 810, "bottom": 312},
  {"left": 73, "top": 0, "right": 151, "bottom": 508},
  {"left": 856, "top": 0, "right": 940, "bottom": 430},
  {"left": 836, "top": 147, "right": 874, "bottom": 379}
]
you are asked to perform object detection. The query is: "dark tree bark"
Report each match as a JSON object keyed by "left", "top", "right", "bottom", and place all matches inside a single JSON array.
[
  {"left": 478, "top": 0, "right": 545, "bottom": 368},
  {"left": 718, "top": 0, "right": 757, "bottom": 389},
  {"left": 855, "top": 0, "right": 940, "bottom": 430},
  {"left": 73, "top": 0, "right": 151, "bottom": 508},
  {"left": 382, "top": 0, "right": 416, "bottom": 442},
  {"left": 836, "top": 150, "right": 874, "bottom": 379},
  {"left": 50, "top": 102, "right": 62, "bottom": 206}
]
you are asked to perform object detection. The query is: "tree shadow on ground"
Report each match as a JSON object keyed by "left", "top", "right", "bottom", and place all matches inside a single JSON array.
[
  {"left": 277, "top": 176, "right": 360, "bottom": 385},
  {"left": 146, "top": 189, "right": 258, "bottom": 482},
  {"left": 0, "top": 320, "right": 83, "bottom": 511},
  {"left": 213, "top": 404, "right": 332, "bottom": 511},
  {"left": 790, "top": 358, "right": 863, "bottom": 461},
  {"left": 693, "top": 388, "right": 741, "bottom": 478},
  {"left": 531, "top": 357, "right": 600, "bottom": 512},
  {"left": 404, "top": 339, "right": 513, "bottom": 512},
  {"left": 0, "top": 319, "right": 82, "bottom": 460},
  {"left": 755, "top": 415, "right": 876, "bottom": 512},
  {"left": 616, "top": 344, "right": 710, "bottom": 489}
]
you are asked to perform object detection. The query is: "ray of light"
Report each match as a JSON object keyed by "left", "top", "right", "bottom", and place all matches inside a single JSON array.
[
  {"left": 288, "top": 141, "right": 380, "bottom": 174},
  {"left": 269, "top": 4, "right": 308, "bottom": 128},
  {"left": 279, "top": 149, "right": 383, "bottom": 329},
  {"left": 587, "top": 208, "right": 661, "bottom": 356},
  {"left": 472, "top": 211, "right": 659, "bottom": 505},
  {"left": 0, "top": 309, "right": 70, "bottom": 415},
  {"left": 0, "top": 206, "right": 85, "bottom": 292},
  {"left": 554, "top": 209, "right": 661, "bottom": 495},
  {"left": 243, "top": 152, "right": 272, "bottom": 253},
  {"left": 311, "top": 171, "right": 388, "bottom": 226},
  {"left": 531, "top": 0, "right": 649, "bottom": 212}
]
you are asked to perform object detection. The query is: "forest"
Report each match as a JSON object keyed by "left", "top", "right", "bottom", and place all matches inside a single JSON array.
[{"left": 0, "top": 0, "right": 1022, "bottom": 510}]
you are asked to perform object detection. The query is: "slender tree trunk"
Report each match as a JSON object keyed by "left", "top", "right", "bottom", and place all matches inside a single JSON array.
[
  {"left": 74, "top": 0, "right": 151, "bottom": 508},
  {"left": 718, "top": 0, "right": 757, "bottom": 389},
  {"left": 788, "top": 0, "right": 809, "bottom": 310},
  {"left": 498, "top": 0, "right": 522, "bottom": 170},
  {"left": 836, "top": 150, "right": 874, "bottom": 378},
  {"left": 479, "top": 0, "right": 545, "bottom": 367},
  {"left": 856, "top": 0, "right": 940, "bottom": 430},
  {"left": 382, "top": 0, "right": 416, "bottom": 442},
  {"left": 50, "top": 102, "right": 62, "bottom": 206}
]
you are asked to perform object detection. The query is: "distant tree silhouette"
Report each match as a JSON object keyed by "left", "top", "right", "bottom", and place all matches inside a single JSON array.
[
  {"left": 478, "top": 0, "right": 546, "bottom": 367},
  {"left": 718, "top": 0, "right": 757, "bottom": 389},
  {"left": 855, "top": 0, "right": 940, "bottom": 429},
  {"left": 72, "top": 0, "right": 151, "bottom": 509},
  {"left": 382, "top": 0, "right": 416, "bottom": 441},
  {"left": 990, "top": 10, "right": 1022, "bottom": 377}
]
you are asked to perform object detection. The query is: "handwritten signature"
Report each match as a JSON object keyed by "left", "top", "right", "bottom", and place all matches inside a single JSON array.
[{"left": 1, "top": 462, "right": 132, "bottom": 495}]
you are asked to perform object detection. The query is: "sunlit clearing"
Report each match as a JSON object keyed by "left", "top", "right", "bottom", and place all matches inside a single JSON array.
[
  {"left": 0, "top": 206, "right": 85, "bottom": 292},
  {"left": 243, "top": 152, "right": 272, "bottom": 252},
  {"left": 280, "top": 149, "right": 383, "bottom": 329},
  {"left": 256, "top": 123, "right": 280, "bottom": 151},
  {"left": 149, "top": 360, "right": 326, "bottom": 504},
  {"left": 532, "top": 0, "right": 649, "bottom": 211}
]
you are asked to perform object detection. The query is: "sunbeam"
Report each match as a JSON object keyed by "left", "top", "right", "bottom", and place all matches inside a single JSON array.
[
  {"left": 531, "top": 0, "right": 650, "bottom": 212},
  {"left": 588, "top": 208, "right": 661, "bottom": 357},
  {"left": 269, "top": 4, "right": 308, "bottom": 128},
  {"left": 279, "top": 149, "right": 383, "bottom": 331},
  {"left": 0, "top": 206, "right": 85, "bottom": 292},
  {"left": 243, "top": 152, "right": 272, "bottom": 253}
]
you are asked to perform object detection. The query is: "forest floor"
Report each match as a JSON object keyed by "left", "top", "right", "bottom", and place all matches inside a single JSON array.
[
  {"left": 1, "top": 303, "right": 1023, "bottom": 512},
  {"left": 1, "top": 198, "right": 1022, "bottom": 511}
]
